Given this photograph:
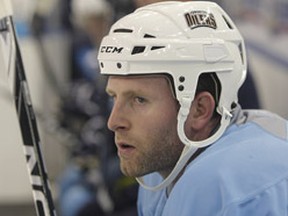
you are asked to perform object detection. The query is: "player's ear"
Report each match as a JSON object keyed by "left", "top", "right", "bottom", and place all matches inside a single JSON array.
[{"left": 185, "top": 92, "right": 216, "bottom": 137}]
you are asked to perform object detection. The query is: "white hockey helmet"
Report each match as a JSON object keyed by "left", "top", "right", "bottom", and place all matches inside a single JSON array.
[{"left": 98, "top": 1, "right": 247, "bottom": 190}]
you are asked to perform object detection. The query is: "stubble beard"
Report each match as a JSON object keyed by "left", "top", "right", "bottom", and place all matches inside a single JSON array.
[{"left": 119, "top": 126, "right": 184, "bottom": 178}]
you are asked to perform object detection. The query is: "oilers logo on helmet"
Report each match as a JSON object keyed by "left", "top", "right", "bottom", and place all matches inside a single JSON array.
[{"left": 184, "top": 10, "right": 217, "bottom": 30}]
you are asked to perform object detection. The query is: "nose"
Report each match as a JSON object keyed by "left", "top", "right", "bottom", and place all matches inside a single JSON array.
[{"left": 107, "top": 99, "right": 130, "bottom": 132}]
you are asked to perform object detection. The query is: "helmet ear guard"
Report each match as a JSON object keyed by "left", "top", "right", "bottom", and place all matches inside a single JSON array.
[{"left": 98, "top": 1, "right": 247, "bottom": 191}]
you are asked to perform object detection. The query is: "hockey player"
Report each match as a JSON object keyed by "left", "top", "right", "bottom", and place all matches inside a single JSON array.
[{"left": 98, "top": 1, "right": 288, "bottom": 215}]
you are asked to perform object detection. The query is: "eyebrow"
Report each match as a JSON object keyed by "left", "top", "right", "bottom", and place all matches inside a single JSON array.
[{"left": 106, "top": 87, "right": 146, "bottom": 99}]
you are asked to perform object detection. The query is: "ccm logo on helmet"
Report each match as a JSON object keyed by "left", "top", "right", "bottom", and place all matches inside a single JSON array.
[
  {"left": 100, "top": 46, "right": 124, "bottom": 53},
  {"left": 184, "top": 11, "right": 217, "bottom": 29}
]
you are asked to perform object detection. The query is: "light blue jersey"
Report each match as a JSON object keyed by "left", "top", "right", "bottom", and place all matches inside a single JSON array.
[{"left": 138, "top": 109, "right": 288, "bottom": 216}]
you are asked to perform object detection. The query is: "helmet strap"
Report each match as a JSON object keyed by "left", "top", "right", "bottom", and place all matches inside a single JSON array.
[{"left": 136, "top": 97, "right": 232, "bottom": 191}]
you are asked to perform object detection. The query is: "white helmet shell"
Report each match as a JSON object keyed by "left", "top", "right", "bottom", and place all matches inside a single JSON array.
[
  {"left": 98, "top": 1, "right": 247, "bottom": 113},
  {"left": 98, "top": 1, "right": 247, "bottom": 191}
]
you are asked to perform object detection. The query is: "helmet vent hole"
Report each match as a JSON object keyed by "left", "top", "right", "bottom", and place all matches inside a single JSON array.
[
  {"left": 179, "top": 76, "right": 185, "bottom": 82},
  {"left": 113, "top": 28, "right": 133, "bottom": 33},
  {"left": 178, "top": 85, "right": 184, "bottom": 91},
  {"left": 117, "top": 63, "right": 122, "bottom": 69},
  {"left": 238, "top": 43, "right": 245, "bottom": 65},
  {"left": 144, "top": 34, "right": 156, "bottom": 38},
  {"left": 222, "top": 16, "right": 233, "bottom": 30},
  {"left": 151, "top": 46, "right": 165, "bottom": 51},
  {"left": 132, "top": 46, "right": 146, "bottom": 55}
]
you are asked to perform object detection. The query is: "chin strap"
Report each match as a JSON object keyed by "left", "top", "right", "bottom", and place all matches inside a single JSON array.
[
  {"left": 136, "top": 144, "right": 198, "bottom": 191},
  {"left": 136, "top": 96, "right": 232, "bottom": 191}
]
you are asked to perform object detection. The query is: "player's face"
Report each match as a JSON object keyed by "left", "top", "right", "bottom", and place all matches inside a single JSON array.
[{"left": 106, "top": 75, "right": 184, "bottom": 178}]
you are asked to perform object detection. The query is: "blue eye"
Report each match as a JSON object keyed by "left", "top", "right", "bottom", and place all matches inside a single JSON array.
[{"left": 135, "top": 96, "right": 146, "bottom": 104}]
